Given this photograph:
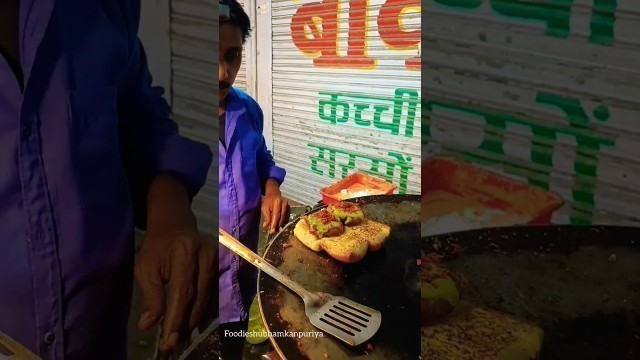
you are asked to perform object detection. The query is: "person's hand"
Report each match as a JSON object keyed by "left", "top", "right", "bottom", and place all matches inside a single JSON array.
[
  {"left": 262, "top": 179, "right": 290, "bottom": 235},
  {"left": 135, "top": 230, "right": 217, "bottom": 352},
  {"left": 134, "top": 174, "right": 217, "bottom": 353}
]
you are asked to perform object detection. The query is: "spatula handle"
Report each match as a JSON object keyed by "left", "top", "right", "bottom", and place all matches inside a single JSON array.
[
  {"left": 0, "top": 330, "right": 43, "bottom": 359},
  {"left": 219, "top": 229, "right": 316, "bottom": 300}
]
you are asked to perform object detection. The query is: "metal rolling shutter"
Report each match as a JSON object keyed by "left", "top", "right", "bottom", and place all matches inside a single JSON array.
[
  {"left": 233, "top": 0, "right": 250, "bottom": 92},
  {"left": 171, "top": 0, "right": 217, "bottom": 235},
  {"left": 270, "top": 0, "right": 422, "bottom": 206},
  {"left": 424, "top": 0, "right": 640, "bottom": 225}
]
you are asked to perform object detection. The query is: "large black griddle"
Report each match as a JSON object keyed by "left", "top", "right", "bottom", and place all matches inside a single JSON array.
[
  {"left": 423, "top": 225, "right": 640, "bottom": 360},
  {"left": 258, "top": 195, "right": 421, "bottom": 360}
]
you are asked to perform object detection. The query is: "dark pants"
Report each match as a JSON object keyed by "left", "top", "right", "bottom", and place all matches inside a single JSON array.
[{"left": 219, "top": 321, "right": 248, "bottom": 360}]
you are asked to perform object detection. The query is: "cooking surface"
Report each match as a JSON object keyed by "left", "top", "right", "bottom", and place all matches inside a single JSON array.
[
  {"left": 259, "top": 195, "right": 421, "bottom": 360},
  {"left": 180, "top": 330, "right": 220, "bottom": 360},
  {"left": 423, "top": 225, "right": 640, "bottom": 360}
]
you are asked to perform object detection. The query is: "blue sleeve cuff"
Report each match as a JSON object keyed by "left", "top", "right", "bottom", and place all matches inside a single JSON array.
[
  {"left": 127, "top": 133, "right": 212, "bottom": 230},
  {"left": 268, "top": 166, "right": 286, "bottom": 186},
  {"left": 154, "top": 136, "right": 212, "bottom": 199}
]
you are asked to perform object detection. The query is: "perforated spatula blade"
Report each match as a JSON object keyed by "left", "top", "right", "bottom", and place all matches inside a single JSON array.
[
  {"left": 219, "top": 229, "right": 382, "bottom": 346},
  {"left": 305, "top": 293, "right": 382, "bottom": 346}
]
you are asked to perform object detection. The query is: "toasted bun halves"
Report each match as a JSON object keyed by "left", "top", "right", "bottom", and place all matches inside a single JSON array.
[
  {"left": 293, "top": 217, "right": 324, "bottom": 251},
  {"left": 320, "top": 228, "right": 369, "bottom": 263},
  {"left": 355, "top": 219, "right": 390, "bottom": 252},
  {"left": 293, "top": 214, "right": 391, "bottom": 263}
]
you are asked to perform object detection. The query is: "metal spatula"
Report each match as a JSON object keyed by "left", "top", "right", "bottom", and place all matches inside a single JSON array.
[
  {"left": 0, "top": 331, "right": 42, "bottom": 360},
  {"left": 219, "top": 229, "right": 382, "bottom": 346}
]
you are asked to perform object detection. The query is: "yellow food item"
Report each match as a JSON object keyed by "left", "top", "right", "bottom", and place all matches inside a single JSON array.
[
  {"left": 420, "top": 253, "right": 466, "bottom": 325},
  {"left": 422, "top": 305, "right": 544, "bottom": 360},
  {"left": 327, "top": 202, "right": 365, "bottom": 225},
  {"left": 307, "top": 209, "right": 344, "bottom": 238},
  {"left": 421, "top": 278, "right": 459, "bottom": 324},
  {"left": 294, "top": 217, "right": 390, "bottom": 263}
]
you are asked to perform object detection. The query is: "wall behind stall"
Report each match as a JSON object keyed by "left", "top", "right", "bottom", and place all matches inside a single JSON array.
[
  {"left": 170, "top": 0, "right": 218, "bottom": 236},
  {"left": 254, "top": 0, "right": 422, "bottom": 206},
  {"left": 138, "top": 0, "right": 217, "bottom": 236},
  {"left": 139, "top": 1, "right": 172, "bottom": 104},
  {"left": 233, "top": 0, "right": 252, "bottom": 94},
  {"left": 424, "top": 0, "right": 640, "bottom": 226}
]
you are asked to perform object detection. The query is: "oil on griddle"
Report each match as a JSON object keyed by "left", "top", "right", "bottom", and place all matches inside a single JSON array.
[
  {"left": 259, "top": 195, "right": 421, "bottom": 360},
  {"left": 422, "top": 225, "right": 640, "bottom": 360}
]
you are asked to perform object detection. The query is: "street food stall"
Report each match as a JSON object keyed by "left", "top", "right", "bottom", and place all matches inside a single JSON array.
[
  {"left": 255, "top": 193, "right": 420, "bottom": 360},
  {"left": 209, "top": 0, "right": 422, "bottom": 356},
  {"left": 183, "top": 172, "right": 421, "bottom": 360}
]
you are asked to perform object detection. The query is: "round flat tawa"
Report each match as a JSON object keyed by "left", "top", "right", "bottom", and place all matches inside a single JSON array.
[
  {"left": 422, "top": 225, "right": 640, "bottom": 360},
  {"left": 259, "top": 195, "right": 421, "bottom": 360}
]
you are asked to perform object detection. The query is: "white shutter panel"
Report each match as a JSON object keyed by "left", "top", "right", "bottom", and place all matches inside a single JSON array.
[
  {"left": 171, "top": 0, "right": 217, "bottom": 234},
  {"left": 269, "top": 0, "right": 422, "bottom": 205}
]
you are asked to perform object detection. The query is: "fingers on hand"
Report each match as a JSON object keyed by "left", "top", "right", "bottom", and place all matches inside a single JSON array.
[
  {"left": 262, "top": 202, "right": 271, "bottom": 229},
  {"left": 159, "top": 239, "right": 198, "bottom": 351},
  {"left": 269, "top": 198, "right": 282, "bottom": 234},
  {"left": 135, "top": 265, "right": 165, "bottom": 331},
  {"left": 279, "top": 200, "right": 289, "bottom": 228}
]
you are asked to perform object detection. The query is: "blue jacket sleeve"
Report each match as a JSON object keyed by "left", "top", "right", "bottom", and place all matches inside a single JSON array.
[{"left": 116, "top": 1, "right": 212, "bottom": 228}]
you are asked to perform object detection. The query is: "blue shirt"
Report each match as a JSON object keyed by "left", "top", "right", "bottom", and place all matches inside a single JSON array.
[
  {"left": 0, "top": 1, "right": 212, "bottom": 359},
  {"left": 219, "top": 87, "right": 286, "bottom": 324}
]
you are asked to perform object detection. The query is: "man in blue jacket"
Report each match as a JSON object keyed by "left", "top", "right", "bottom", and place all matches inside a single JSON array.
[
  {"left": 0, "top": 0, "right": 214, "bottom": 358},
  {"left": 219, "top": 0, "right": 291, "bottom": 358}
]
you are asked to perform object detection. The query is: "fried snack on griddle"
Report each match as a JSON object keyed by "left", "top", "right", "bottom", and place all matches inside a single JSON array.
[
  {"left": 294, "top": 209, "right": 343, "bottom": 251},
  {"left": 422, "top": 306, "right": 544, "bottom": 360},
  {"left": 294, "top": 218, "right": 324, "bottom": 251},
  {"left": 327, "top": 201, "right": 364, "bottom": 225},
  {"left": 420, "top": 252, "right": 469, "bottom": 325},
  {"left": 321, "top": 219, "right": 390, "bottom": 262},
  {"left": 294, "top": 209, "right": 390, "bottom": 263},
  {"left": 307, "top": 209, "right": 344, "bottom": 238}
]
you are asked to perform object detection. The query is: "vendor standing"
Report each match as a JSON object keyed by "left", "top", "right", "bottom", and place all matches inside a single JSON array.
[
  {"left": 219, "top": 1, "right": 290, "bottom": 358},
  {"left": 0, "top": 0, "right": 215, "bottom": 358}
]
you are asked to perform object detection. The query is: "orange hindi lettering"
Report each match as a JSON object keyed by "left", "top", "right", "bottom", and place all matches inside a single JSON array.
[
  {"left": 378, "top": 0, "right": 421, "bottom": 49},
  {"left": 290, "top": 0, "right": 376, "bottom": 69}
]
